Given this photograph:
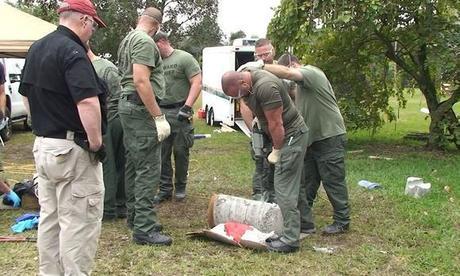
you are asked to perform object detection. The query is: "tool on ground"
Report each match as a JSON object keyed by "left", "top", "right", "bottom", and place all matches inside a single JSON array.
[{"left": 0, "top": 236, "right": 37, "bottom": 242}]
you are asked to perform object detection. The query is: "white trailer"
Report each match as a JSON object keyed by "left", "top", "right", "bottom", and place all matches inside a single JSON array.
[
  {"left": 201, "top": 39, "right": 256, "bottom": 136},
  {"left": 0, "top": 58, "right": 29, "bottom": 141}
]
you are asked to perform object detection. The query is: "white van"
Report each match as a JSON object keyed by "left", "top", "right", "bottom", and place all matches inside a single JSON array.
[
  {"left": 201, "top": 38, "right": 256, "bottom": 136},
  {"left": 0, "top": 58, "right": 29, "bottom": 141}
]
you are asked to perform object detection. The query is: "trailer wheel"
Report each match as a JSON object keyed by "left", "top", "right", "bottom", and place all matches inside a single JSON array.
[
  {"left": 206, "top": 108, "right": 212, "bottom": 125},
  {"left": 206, "top": 108, "right": 218, "bottom": 126},
  {"left": 209, "top": 110, "right": 216, "bottom": 126}
]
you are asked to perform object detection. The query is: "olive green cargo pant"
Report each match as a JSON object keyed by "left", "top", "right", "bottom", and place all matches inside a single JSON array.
[
  {"left": 274, "top": 125, "right": 308, "bottom": 247},
  {"left": 159, "top": 106, "right": 194, "bottom": 196},
  {"left": 251, "top": 126, "right": 275, "bottom": 202},
  {"left": 102, "top": 115, "right": 126, "bottom": 218},
  {"left": 118, "top": 97, "right": 162, "bottom": 235},
  {"left": 300, "top": 134, "right": 350, "bottom": 227}
]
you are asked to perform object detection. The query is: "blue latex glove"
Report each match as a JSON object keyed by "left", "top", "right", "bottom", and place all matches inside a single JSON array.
[
  {"left": 358, "top": 180, "right": 382, "bottom": 190},
  {"left": 15, "top": 212, "right": 40, "bottom": 223},
  {"left": 11, "top": 217, "right": 39, "bottom": 233},
  {"left": 5, "top": 190, "right": 21, "bottom": 207}
]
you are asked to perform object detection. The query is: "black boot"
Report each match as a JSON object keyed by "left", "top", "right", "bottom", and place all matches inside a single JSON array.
[
  {"left": 133, "top": 230, "right": 172, "bottom": 246},
  {"left": 322, "top": 222, "right": 350, "bottom": 235},
  {"left": 301, "top": 222, "right": 316, "bottom": 234},
  {"left": 153, "top": 191, "right": 172, "bottom": 204},
  {"left": 267, "top": 239, "right": 298, "bottom": 253},
  {"left": 175, "top": 186, "right": 186, "bottom": 201}
]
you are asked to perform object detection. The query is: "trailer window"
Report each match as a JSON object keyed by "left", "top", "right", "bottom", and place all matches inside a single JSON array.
[
  {"left": 9, "top": 74, "right": 21, "bottom": 83},
  {"left": 235, "top": 52, "right": 254, "bottom": 71}
]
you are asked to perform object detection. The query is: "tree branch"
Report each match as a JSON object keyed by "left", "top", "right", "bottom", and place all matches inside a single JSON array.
[
  {"left": 394, "top": 38, "right": 422, "bottom": 70},
  {"left": 438, "top": 86, "right": 460, "bottom": 115},
  {"left": 164, "top": 0, "right": 174, "bottom": 9},
  {"left": 374, "top": 30, "right": 419, "bottom": 80}
]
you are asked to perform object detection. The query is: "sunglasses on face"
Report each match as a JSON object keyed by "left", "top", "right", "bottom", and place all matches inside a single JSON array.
[
  {"left": 84, "top": 16, "right": 98, "bottom": 31},
  {"left": 254, "top": 49, "right": 273, "bottom": 59}
]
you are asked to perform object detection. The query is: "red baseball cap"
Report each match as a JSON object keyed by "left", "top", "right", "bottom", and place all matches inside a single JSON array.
[{"left": 57, "top": 0, "right": 107, "bottom": 28}]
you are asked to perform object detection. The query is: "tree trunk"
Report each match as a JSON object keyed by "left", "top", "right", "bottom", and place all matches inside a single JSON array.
[
  {"left": 446, "top": 109, "right": 460, "bottom": 150},
  {"left": 427, "top": 108, "right": 460, "bottom": 150},
  {"left": 422, "top": 84, "right": 460, "bottom": 150},
  {"left": 425, "top": 95, "right": 442, "bottom": 149}
]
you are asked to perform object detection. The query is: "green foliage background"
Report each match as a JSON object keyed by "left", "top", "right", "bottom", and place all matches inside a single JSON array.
[
  {"left": 14, "top": 0, "right": 224, "bottom": 61},
  {"left": 268, "top": 0, "right": 460, "bottom": 149}
]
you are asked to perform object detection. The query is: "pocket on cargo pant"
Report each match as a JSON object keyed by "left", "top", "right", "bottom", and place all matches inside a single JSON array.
[
  {"left": 71, "top": 181, "right": 104, "bottom": 222},
  {"left": 276, "top": 148, "right": 302, "bottom": 175},
  {"left": 182, "top": 124, "right": 195, "bottom": 148},
  {"left": 319, "top": 156, "right": 346, "bottom": 185},
  {"left": 43, "top": 146, "right": 75, "bottom": 182},
  {"left": 135, "top": 130, "right": 158, "bottom": 153}
]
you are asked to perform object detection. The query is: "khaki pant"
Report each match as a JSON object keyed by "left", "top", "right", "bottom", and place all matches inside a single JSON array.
[{"left": 34, "top": 137, "right": 104, "bottom": 276}]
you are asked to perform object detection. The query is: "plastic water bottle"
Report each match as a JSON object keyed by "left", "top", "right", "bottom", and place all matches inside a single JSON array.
[
  {"left": 358, "top": 180, "right": 381, "bottom": 190},
  {"left": 405, "top": 177, "right": 431, "bottom": 198}
]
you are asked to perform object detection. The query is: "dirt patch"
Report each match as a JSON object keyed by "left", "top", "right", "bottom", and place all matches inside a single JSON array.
[
  {"left": 3, "top": 130, "right": 34, "bottom": 163},
  {"left": 349, "top": 142, "right": 458, "bottom": 159}
]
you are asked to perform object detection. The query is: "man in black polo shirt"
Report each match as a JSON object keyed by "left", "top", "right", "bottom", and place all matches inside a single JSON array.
[{"left": 19, "top": 0, "right": 107, "bottom": 274}]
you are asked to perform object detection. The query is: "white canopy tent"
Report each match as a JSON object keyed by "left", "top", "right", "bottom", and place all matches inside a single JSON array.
[{"left": 0, "top": 3, "right": 56, "bottom": 58}]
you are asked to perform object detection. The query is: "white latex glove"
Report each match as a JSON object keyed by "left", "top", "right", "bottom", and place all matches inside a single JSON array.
[
  {"left": 237, "top": 59, "right": 264, "bottom": 72},
  {"left": 153, "top": 114, "right": 171, "bottom": 142},
  {"left": 251, "top": 117, "right": 259, "bottom": 130},
  {"left": 267, "top": 148, "right": 281, "bottom": 164}
]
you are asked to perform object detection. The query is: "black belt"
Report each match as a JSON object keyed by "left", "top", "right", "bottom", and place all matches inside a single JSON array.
[
  {"left": 159, "top": 101, "right": 185, "bottom": 109},
  {"left": 123, "top": 93, "right": 143, "bottom": 105},
  {"left": 44, "top": 131, "right": 87, "bottom": 140},
  {"left": 123, "top": 93, "right": 163, "bottom": 106}
]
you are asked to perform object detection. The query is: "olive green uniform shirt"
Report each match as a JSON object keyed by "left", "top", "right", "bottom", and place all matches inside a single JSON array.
[
  {"left": 161, "top": 49, "right": 201, "bottom": 105},
  {"left": 117, "top": 30, "right": 165, "bottom": 99},
  {"left": 92, "top": 58, "right": 121, "bottom": 121},
  {"left": 296, "top": 65, "right": 346, "bottom": 146},
  {"left": 243, "top": 70, "right": 304, "bottom": 138}
]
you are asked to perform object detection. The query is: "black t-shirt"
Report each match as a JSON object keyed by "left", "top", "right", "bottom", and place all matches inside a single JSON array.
[
  {"left": 19, "top": 26, "right": 104, "bottom": 137},
  {"left": 0, "top": 63, "right": 5, "bottom": 85}
]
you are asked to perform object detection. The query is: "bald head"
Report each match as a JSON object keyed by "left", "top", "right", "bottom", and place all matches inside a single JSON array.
[
  {"left": 221, "top": 71, "right": 241, "bottom": 97},
  {"left": 221, "top": 71, "right": 252, "bottom": 99}
]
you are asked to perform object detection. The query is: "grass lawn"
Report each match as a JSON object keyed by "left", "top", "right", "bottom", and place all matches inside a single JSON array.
[{"left": 0, "top": 92, "right": 459, "bottom": 275}]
